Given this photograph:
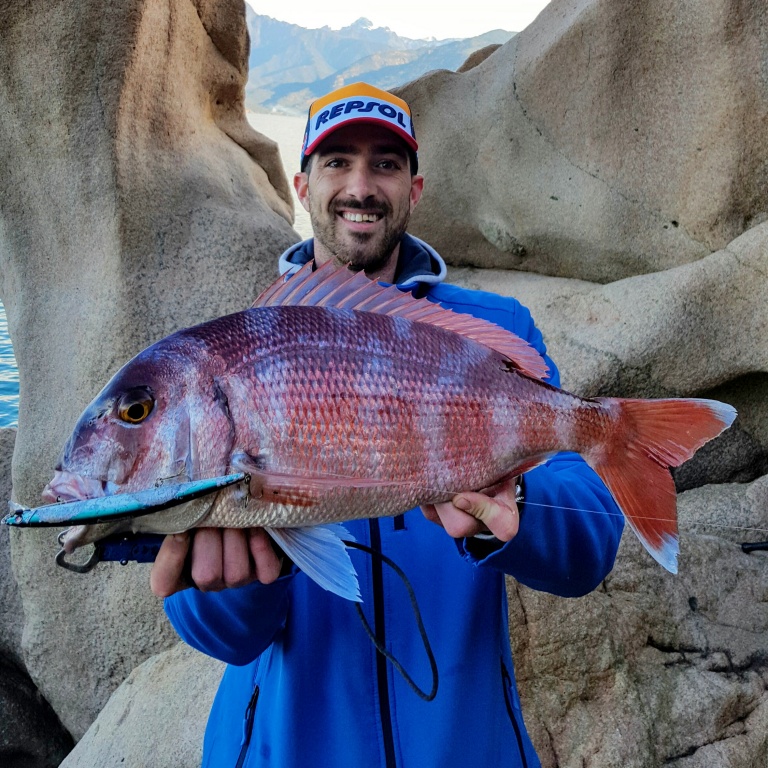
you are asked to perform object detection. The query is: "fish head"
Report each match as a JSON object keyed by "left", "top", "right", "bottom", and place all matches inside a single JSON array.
[{"left": 43, "top": 335, "right": 233, "bottom": 504}]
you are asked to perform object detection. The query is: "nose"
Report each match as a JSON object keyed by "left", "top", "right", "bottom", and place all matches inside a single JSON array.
[{"left": 343, "top": 163, "right": 377, "bottom": 201}]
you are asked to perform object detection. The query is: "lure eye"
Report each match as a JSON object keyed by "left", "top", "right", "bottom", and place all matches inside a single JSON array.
[{"left": 117, "top": 389, "right": 155, "bottom": 424}]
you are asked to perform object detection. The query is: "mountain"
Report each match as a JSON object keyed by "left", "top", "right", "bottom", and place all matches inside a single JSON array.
[{"left": 244, "top": 10, "right": 514, "bottom": 114}]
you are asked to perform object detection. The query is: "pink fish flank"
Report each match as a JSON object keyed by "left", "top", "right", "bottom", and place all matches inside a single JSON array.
[{"left": 44, "top": 262, "right": 736, "bottom": 574}]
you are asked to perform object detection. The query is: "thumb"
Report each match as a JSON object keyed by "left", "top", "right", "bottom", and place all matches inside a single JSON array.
[{"left": 453, "top": 492, "right": 520, "bottom": 542}]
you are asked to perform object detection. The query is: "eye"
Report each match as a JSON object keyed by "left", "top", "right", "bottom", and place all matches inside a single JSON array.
[{"left": 117, "top": 389, "right": 155, "bottom": 424}]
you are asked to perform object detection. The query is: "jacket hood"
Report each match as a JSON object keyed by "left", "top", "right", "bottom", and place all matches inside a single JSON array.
[{"left": 278, "top": 233, "right": 447, "bottom": 290}]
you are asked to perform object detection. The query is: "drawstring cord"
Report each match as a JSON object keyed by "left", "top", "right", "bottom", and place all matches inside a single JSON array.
[{"left": 344, "top": 540, "right": 439, "bottom": 702}]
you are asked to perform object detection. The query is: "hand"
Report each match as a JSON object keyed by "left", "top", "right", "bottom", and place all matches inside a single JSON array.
[
  {"left": 420, "top": 476, "right": 521, "bottom": 542},
  {"left": 150, "top": 527, "right": 283, "bottom": 598}
]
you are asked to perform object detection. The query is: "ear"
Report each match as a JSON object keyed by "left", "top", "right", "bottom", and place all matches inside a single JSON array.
[
  {"left": 294, "top": 172, "right": 311, "bottom": 213},
  {"left": 409, "top": 174, "right": 424, "bottom": 213}
]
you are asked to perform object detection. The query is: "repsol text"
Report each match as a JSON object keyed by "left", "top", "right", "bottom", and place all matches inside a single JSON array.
[{"left": 315, "top": 101, "right": 408, "bottom": 129}]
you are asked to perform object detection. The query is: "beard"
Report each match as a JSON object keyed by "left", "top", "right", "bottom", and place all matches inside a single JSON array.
[{"left": 310, "top": 197, "right": 410, "bottom": 275}]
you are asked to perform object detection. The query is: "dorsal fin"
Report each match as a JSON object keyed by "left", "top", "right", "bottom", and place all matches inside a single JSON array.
[{"left": 253, "top": 262, "right": 549, "bottom": 380}]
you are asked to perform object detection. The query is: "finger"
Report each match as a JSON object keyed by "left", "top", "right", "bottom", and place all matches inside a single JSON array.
[
  {"left": 190, "top": 528, "right": 226, "bottom": 591},
  {"left": 221, "top": 528, "right": 255, "bottom": 588},
  {"left": 430, "top": 500, "right": 485, "bottom": 538},
  {"left": 248, "top": 528, "right": 283, "bottom": 584},
  {"left": 150, "top": 532, "right": 191, "bottom": 598},
  {"left": 452, "top": 492, "right": 520, "bottom": 541}
]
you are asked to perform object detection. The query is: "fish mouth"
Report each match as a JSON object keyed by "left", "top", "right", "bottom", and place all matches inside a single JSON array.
[{"left": 42, "top": 470, "right": 116, "bottom": 504}]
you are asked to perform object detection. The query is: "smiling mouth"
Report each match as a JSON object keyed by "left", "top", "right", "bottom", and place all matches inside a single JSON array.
[{"left": 340, "top": 211, "right": 382, "bottom": 223}]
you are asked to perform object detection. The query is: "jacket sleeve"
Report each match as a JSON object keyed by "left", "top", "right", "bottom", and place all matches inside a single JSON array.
[
  {"left": 164, "top": 573, "right": 294, "bottom": 666},
  {"left": 455, "top": 293, "right": 625, "bottom": 597}
]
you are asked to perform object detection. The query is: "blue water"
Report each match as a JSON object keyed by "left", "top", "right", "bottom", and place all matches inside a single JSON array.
[{"left": 0, "top": 302, "right": 19, "bottom": 429}]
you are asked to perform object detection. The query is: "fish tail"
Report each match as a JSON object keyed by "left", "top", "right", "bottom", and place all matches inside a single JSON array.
[{"left": 587, "top": 397, "right": 737, "bottom": 574}]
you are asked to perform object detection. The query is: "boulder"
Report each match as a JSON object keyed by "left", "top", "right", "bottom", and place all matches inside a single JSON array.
[
  {"left": 456, "top": 43, "right": 502, "bottom": 72},
  {"left": 401, "top": 0, "right": 768, "bottom": 284},
  {"left": 1, "top": 428, "right": 74, "bottom": 768},
  {"left": 449, "top": 221, "right": 768, "bottom": 487},
  {"left": 0, "top": 0, "right": 298, "bottom": 738},
  {"left": 60, "top": 643, "right": 223, "bottom": 768},
  {"left": 396, "top": 1, "right": 768, "bottom": 764},
  {"left": 0, "top": 429, "right": 22, "bottom": 666}
]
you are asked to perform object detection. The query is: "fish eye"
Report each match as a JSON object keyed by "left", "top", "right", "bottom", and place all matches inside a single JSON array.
[{"left": 117, "top": 389, "right": 155, "bottom": 425}]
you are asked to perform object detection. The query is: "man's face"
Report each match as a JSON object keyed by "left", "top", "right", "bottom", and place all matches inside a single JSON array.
[{"left": 294, "top": 124, "right": 424, "bottom": 276}]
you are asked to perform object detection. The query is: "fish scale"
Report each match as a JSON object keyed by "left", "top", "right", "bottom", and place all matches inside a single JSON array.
[{"left": 264, "top": 335, "right": 498, "bottom": 476}]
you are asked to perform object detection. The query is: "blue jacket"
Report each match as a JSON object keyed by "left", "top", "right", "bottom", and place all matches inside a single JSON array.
[{"left": 165, "top": 235, "right": 624, "bottom": 768}]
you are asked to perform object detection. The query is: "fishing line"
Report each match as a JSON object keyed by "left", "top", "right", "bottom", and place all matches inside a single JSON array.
[
  {"left": 343, "top": 540, "right": 439, "bottom": 702},
  {"left": 514, "top": 500, "right": 768, "bottom": 535}
]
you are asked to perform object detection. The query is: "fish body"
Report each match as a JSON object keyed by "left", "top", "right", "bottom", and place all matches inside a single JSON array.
[{"left": 32, "top": 263, "right": 736, "bottom": 596}]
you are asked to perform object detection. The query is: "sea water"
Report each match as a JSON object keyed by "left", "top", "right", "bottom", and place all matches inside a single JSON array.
[
  {"left": 0, "top": 303, "right": 18, "bottom": 429},
  {"left": 0, "top": 113, "right": 308, "bottom": 429}
]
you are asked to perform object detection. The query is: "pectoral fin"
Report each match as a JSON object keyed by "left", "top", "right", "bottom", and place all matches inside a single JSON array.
[
  {"left": 232, "top": 451, "right": 397, "bottom": 507},
  {"left": 265, "top": 524, "right": 361, "bottom": 602}
]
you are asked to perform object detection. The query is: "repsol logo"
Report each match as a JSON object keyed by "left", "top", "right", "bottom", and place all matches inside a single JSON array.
[{"left": 315, "top": 101, "right": 408, "bottom": 130}]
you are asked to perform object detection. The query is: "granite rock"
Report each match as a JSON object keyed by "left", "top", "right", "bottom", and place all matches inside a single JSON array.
[
  {"left": 59, "top": 643, "right": 223, "bottom": 768},
  {"left": 0, "top": 429, "right": 73, "bottom": 768},
  {"left": 0, "top": 656, "right": 74, "bottom": 768},
  {"left": 448, "top": 221, "right": 768, "bottom": 488},
  {"left": 509, "top": 478, "right": 768, "bottom": 767},
  {"left": 0, "top": 0, "right": 297, "bottom": 738},
  {"left": 396, "top": 1, "right": 768, "bottom": 765},
  {"left": 401, "top": 0, "right": 768, "bottom": 284},
  {"left": 0, "top": 429, "right": 22, "bottom": 667}
]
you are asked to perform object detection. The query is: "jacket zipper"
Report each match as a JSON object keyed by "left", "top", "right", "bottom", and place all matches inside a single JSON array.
[
  {"left": 234, "top": 684, "right": 260, "bottom": 768},
  {"left": 370, "top": 518, "right": 397, "bottom": 768},
  {"left": 234, "top": 658, "right": 263, "bottom": 768},
  {"left": 501, "top": 660, "right": 528, "bottom": 768}
]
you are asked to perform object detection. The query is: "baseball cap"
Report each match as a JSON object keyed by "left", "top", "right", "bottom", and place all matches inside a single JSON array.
[{"left": 300, "top": 82, "right": 419, "bottom": 172}]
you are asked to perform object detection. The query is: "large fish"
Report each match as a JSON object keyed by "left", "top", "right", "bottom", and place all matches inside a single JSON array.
[{"left": 13, "top": 263, "right": 735, "bottom": 599}]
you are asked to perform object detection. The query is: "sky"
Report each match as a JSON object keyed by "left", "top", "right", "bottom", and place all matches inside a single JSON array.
[{"left": 244, "top": 1, "right": 552, "bottom": 42}]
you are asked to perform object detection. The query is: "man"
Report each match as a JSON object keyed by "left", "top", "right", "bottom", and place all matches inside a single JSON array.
[{"left": 153, "top": 83, "right": 624, "bottom": 768}]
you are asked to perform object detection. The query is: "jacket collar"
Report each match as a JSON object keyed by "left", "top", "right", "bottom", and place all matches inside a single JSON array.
[{"left": 278, "top": 233, "right": 447, "bottom": 290}]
